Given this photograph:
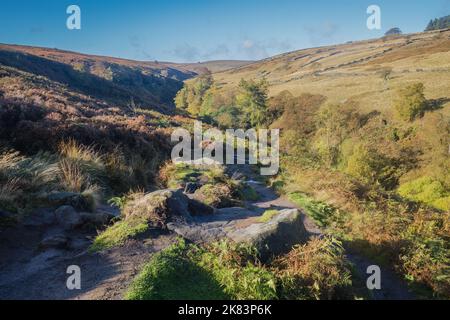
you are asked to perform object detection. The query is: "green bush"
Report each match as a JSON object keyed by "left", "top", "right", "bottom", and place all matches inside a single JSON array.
[
  {"left": 398, "top": 176, "right": 450, "bottom": 211},
  {"left": 345, "top": 144, "right": 398, "bottom": 189},
  {"left": 394, "top": 83, "right": 428, "bottom": 121}
]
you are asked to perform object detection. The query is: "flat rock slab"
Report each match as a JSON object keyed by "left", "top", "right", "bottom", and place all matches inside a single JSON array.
[
  {"left": 167, "top": 207, "right": 257, "bottom": 243},
  {"left": 167, "top": 208, "right": 308, "bottom": 259}
]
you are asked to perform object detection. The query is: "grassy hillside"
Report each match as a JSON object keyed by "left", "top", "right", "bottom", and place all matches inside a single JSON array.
[{"left": 212, "top": 30, "right": 450, "bottom": 116}]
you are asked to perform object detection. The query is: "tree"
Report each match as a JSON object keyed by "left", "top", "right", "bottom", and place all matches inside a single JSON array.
[
  {"left": 426, "top": 19, "right": 438, "bottom": 31},
  {"left": 394, "top": 83, "right": 427, "bottom": 121},
  {"left": 314, "top": 104, "right": 361, "bottom": 166},
  {"left": 174, "top": 72, "right": 214, "bottom": 116},
  {"left": 425, "top": 15, "right": 450, "bottom": 31},
  {"left": 236, "top": 78, "right": 269, "bottom": 128},
  {"left": 174, "top": 87, "right": 188, "bottom": 110},
  {"left": 385, "top": 27, "right": 402, "bottom": 36}
]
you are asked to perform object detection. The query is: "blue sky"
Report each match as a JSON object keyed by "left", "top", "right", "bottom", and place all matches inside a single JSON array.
[{"left": 0, "top": 0, "right": 448, "bottom": 62}]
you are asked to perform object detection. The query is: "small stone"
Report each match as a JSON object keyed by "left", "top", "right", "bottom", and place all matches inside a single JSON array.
[
  {"left": 39, "top": 234, "right": 69, "bottom": 250},
  {"left": 184, "top": 182, "right": 200, "bottom": 194}
]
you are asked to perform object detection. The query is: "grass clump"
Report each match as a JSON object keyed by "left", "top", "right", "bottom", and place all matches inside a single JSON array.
[
  {"left": 126, "top": 240, "right": 229, "bottom": 300},
  {"left": 90, "top": 218, "right": 149, "bottom": 252},
  {"left": 194, "top": 183, "right": 235, "bottom": 208},
  {"left": 258, "top": 210, "right": 280, "bottom": 223},
  {"left": 126, "top": 239, "right": 277, "bottom": 300},
  {"left": 199, "top": 241, "right": 277, "bottom": 300},
  {"left": 0, "top": 137, "right": 165, "bottom": 214},
  {"left": 91, "top": 190, "right": 177, "bottom": 252}
]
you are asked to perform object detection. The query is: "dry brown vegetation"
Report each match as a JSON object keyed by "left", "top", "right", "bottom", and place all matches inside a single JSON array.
[{"left": 0, "top": 46, "right": 198, "bottom": 214}]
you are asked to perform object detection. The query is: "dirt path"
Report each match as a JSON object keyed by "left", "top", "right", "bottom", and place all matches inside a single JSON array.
[
  {"left": 0, "top": 166, "right": 415, "bottom": 300},
  {"left": 0, "top": 210, "right": 177, "bottom": 300}
]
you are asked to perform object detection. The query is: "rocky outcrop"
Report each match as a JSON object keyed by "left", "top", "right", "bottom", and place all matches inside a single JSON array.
[{"left": 120, "top": 189, "right": 216, "bottom": 231}]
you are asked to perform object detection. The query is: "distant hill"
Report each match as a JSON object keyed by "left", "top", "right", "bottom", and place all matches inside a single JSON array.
[
  {"left": 210, "top": 30, "right": 450, "bottom": 115},
  {"left": 178, "top": 60, "right": 254, "bottom": 73},
  {"left": 425, "top": 15, "right": 450, "bottom": 31},
  {"left": 0, "top": 44, "right": 200, "bottom": 112}
]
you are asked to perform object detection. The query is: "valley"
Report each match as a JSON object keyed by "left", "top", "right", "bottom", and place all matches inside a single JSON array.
[{"left": 0, "top": 28, "right": 449, "bottom": 300}]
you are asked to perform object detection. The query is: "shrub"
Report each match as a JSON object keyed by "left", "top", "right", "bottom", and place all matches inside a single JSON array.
[
  {"left": 200, "top": 241, "right": 277, "bottom": 300},
  {"left": 235, "top": 78, "right": 269, "bottom": 128},
  {"left": 394, "top": 83, "right": 427, "bottom": 121},
  {"left": 288, "top": 193, "right": 338, "bottom": 228},
  {"left": 273, "top": 237, "right": 353, "bottom": 300},
  {"left": 400, "top": 209, "right": 450, "bottom": 297},
  {"left": 271, "top": 92, "right": 326, "bottom": 134},
  {"left": 398, "top": 176, "right": 450, "bottom": 211}
]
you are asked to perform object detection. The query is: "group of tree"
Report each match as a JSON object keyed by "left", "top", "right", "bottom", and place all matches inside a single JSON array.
[
  {"left": 175, "top": 75, "right": 271, "bottom": 129},
  {"left": 425, "top": 15, "right": 450, "bottom": 31},
  {"left": 384, "top": 27, "right": 402, "bottom": 36}
]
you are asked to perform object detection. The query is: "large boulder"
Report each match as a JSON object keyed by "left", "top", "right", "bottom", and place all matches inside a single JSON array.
[
  {"left": 123, "top": 189, "right": 194, "bottom": 227},
  {"left": 167, "top": 207, "right": 258, "bottom": 243},
  {"left": 55, "top": 206, "right": 82, "bottom": 230},
  {"left": 228, "top": 209, "right": 308, "bottom": 260},
  {"left": 166, "top": 207, "right": 309, "bottom": 260}
]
